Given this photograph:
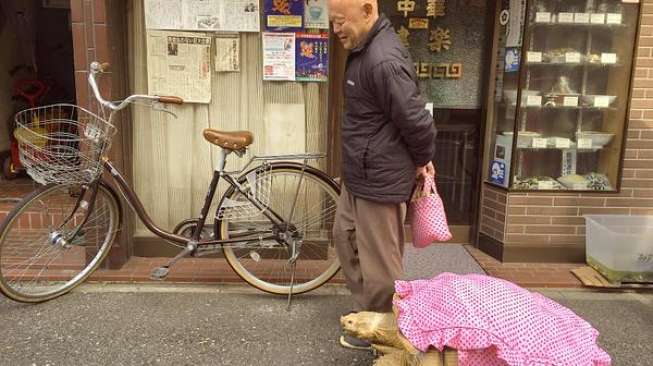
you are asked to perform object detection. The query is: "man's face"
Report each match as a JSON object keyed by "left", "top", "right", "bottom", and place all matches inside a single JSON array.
[{"left": 328, "top": 0, "right": 369, "bottom": 50}]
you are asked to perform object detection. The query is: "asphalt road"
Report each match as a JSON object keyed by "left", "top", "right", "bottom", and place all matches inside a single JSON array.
[{"left": 0, "top": 285, "right": 651, "bottom": 366}]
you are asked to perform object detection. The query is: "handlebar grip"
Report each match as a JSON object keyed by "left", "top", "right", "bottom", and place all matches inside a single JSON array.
[{"left": 158, "top": 96, "right": 184, "bottom": 105}]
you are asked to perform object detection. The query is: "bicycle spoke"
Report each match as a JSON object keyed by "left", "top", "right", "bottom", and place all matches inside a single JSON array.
[
  {"left": 0, "top": 184, "right": 120, "bottom": 302},
  {"left": 222, "top": 166, "right": 339, "bottom": 294}
]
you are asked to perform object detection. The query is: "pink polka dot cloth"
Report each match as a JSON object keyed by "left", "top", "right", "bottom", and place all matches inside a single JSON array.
[{"left": 394, "top": 273, "right": 612, "bottom": 366}]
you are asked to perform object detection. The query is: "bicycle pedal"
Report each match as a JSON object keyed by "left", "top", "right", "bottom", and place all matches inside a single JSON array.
[{"left": 150, "top": 266, "right": 170, "bottom": 280}]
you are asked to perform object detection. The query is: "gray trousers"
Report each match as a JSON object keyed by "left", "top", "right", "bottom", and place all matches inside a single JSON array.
[{"left": 333, "top": 185, "right": 407, "bottom": 313}]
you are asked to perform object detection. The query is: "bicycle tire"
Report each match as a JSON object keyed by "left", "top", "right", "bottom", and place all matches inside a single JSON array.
[
  {"left": 217, "top": 163, "right": 341, "bottom": 295},
  {"left": 0, "top": 182, "right": 121, "bottom": 303}
]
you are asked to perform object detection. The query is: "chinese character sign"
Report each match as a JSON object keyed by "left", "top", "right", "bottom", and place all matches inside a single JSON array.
[
  {"left": 427, "top": 0, "right": 446, "bottom": 19},
  {"left": 397, "top": 0, "right": 416, "bottom": 17},
  {"left": 381, "top": 0, "right": 490, "bottom": 108},
  {"left": 428, "top": 27, "right": 451, "bottom": 53}
]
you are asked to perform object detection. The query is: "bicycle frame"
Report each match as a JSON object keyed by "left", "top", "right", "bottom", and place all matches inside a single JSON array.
[
  {"left": 86, "top": 61, "right": 325, "bottom": 255},
  {"left": 103, "top": 161, "right": 271, "bottom": 249}
]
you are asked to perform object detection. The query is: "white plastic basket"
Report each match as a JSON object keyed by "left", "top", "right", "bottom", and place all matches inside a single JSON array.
[{"left": 585, "top": 215, "right": 653, "bottom": 283}]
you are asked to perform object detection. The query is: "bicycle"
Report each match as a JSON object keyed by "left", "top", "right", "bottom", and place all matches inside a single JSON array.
[{"left": 0, "top": 62, "right": 341, "bottom": 304}]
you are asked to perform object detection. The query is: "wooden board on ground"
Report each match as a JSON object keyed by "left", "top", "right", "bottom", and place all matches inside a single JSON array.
[{"left": 572, "top": 266, "right": 653, "bottom": 289}]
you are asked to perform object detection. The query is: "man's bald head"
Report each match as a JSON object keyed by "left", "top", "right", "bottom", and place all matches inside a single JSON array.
[{"left": 328, "top": 0, "right": 379, "bottom": 50}]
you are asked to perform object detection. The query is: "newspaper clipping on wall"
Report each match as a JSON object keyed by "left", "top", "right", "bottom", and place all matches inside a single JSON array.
[
  {"left": 147, "top": 30, "right": 212, "bottom": 103},
  {"left": 215, "top": 35, "right": 241, "bottom": 72},
  {"left": 262, "top": 32, "right": 296, "bottom": 81},
  {"left": 145, "top": 0, "right": 260, "bottom": 32}
]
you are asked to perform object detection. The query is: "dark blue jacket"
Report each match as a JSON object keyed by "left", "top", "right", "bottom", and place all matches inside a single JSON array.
[{"left": 341, "top": 15, "right": 437, "bottom": 203}]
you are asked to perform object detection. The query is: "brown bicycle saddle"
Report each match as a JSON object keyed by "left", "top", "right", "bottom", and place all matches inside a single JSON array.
[{"left": 202, "top": 129, "right": 254, "bottom": 150}]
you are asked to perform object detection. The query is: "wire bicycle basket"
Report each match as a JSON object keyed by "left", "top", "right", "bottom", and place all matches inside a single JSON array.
[
  {"left": 13, "top": 104, "right": 117, "bottom": 185},
  {"left": 217, "top": 163, "right": 273, "bottom": 221}
]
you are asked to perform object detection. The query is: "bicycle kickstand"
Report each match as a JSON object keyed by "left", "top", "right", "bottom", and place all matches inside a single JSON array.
[
  {"left": 151, "top": 242, "right": 197, "bottom": 280},
  {"left": 286, "top": 240, "right": 301, "bottom": 312}
]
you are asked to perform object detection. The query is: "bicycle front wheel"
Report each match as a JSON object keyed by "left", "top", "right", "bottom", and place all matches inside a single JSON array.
[
  {"left": 218, "top": 164, "right": 340, "bottom": 295},
  {"left": 0, "top": 182, "right": 120, "bottom": 303}
]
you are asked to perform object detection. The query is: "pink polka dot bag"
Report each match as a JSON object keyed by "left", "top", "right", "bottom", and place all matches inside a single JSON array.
[{"left": 409, "top": 176, "right": 452, "bottom": 247}]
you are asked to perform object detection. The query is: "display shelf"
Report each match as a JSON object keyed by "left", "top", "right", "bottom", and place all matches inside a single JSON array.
[{"left": 486, "top": 0, "right": 640, "bottom": 192}]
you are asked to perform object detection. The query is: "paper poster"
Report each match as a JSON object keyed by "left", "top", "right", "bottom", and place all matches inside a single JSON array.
[
  {"left": 264, "top": 0, "right": 304, "bottom": 31},
  {"left": 304, "top": 0, "right": 329, "bottom": 29},
  {"left": 223, "top": 0, "right": 261, "bottom": 32},
  {"left": 505, "top": 0, "right": 524, "bottom": 47},
  {"left": 504, "top": 47, "right": 520, "bottom": 72},
  {"left": 215, "top": 35, "right": 240, "bottom": 72},
  {"left": 147, "top": 31, "right": 212, "bottom": 103},
  {"left": 490, "top": 160, "right": 507, "bottom": 186},
  {"left": 295, "top": 32, "right": 328, "bottom": 82},
  {"left": 262, "top": 32, "right": 296, "bottom": 81},
  {"left": 145, "top": 0, "right": 260, "bottom": 32}
]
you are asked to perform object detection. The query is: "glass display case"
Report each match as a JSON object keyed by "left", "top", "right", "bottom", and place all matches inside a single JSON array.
[{"left": 487, "top": 0, "right": 641, "bottom": 191}]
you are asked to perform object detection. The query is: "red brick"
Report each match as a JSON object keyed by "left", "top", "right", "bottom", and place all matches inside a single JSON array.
[
  {"left": 508, "top": 207, "right": 527, "bottom": 215},
  {"left": 549, "top": 235, "right": 585, "bottom": 245},
  {"left": 631, "top": 110, "right": 645, "bottom": 119},
  {"left": 484, "top": 199, "right": 506, "bottom": 212},
  {"left": 639, "top": 150, "right": 653, "bottom": 159},
  {"left": 72, "top": 23, "right": 87, "bottom": 71},
  {"left": 579, "top": 207, "right": 631, "bottom": 215},
  {"left": 482, "top": 207, "right": 496, "bottom": 219},
  {"left": 554, "top": 197, "right": 605, "bottom": 207},
  {"left": 633, "top": 189, "right": 653, "bottom": 197},
  {"left": 74, "top": 71, "right": 90, "bottom": 110},
  {"left": 635, "top": 170, "right": 653, "bottom": 179},
  {"left": 95, "top": 25, "right": 110, "bottom": 64},
  {"left": 526, "top": 207, "right": 579, "bottom": 216},
  {"left": 483, "top": 190, "right": 497, "bottom": 202},
  {"left": 622, "top": 178, "right": 653, "bottom": 188},
  {"left": 504, "top": 234, "right": 549, "bottom": 244},
  {"left": 509, "top": 196, "right": 554, "bottom": 206},
  {"left": 507, "top": 225, "right": 524, "bottom": 234},
  {"left": 70, "top": 0, "right": 83, "bottom": 23},
  {"left": 630, "top": 120, "right": 653, "bottom": 130},
  {"left": 626, "top": 139, "right": 653, "bottom": 149},
  {"left": 551, "top": 216, "right": 586, "bottom": 226},
  {"left": 511, "top": 216, "right": 552, "bottom": 225},
  {"left": 631, "top": 208, "right": 653, "bottom": 215},
  {"left": 606, "top": 198, "right": 653, "bottom": 207},
  {"left": 94, "top": 0, "right": 107, "bottom": 24},
  {"left": 525, "top": 226, "right": 576, "bottom": 235},
  {"left": 624, "top": 159, "right": 653, "bottom": 168}
]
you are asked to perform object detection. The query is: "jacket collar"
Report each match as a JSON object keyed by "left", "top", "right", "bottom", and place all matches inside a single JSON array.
[{"left": 350, "top": 14, "right": 391, "bottom": 54}]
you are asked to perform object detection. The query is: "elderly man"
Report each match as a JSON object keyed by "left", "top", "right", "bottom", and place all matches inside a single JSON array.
[{"left": 328, "top": 0, "right": 437, "bottom": 350}]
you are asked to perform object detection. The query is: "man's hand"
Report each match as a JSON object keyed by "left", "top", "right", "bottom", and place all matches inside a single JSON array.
[{"left": 416, "top": 162, "right": 436, "bottom": 180}]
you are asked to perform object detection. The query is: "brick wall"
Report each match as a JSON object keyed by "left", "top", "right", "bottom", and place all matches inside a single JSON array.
[
  {"left": 71, "top": 0, "right": 130, "bottom": 268},
  {"left": 479, "top": 186, "right": 508, "bottom": 243},
  {"left": 479, "top": 1, "right": 653, "bottom": 262},
  {"left": 71, "top": 0, "right": 112, "bottom": 112}
]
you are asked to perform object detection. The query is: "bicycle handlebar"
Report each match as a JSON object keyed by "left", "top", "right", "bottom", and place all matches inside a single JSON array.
[{"left": 88, "top": 61, "right": 184, "bottom": 111}]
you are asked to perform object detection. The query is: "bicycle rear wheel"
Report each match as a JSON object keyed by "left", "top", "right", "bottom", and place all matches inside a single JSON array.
[
  {"left": 218, "top": 163, "right": 340, "bottom": 295},
  {"left": 0, "top": 182, "right": 120, "bottom": 303}
]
